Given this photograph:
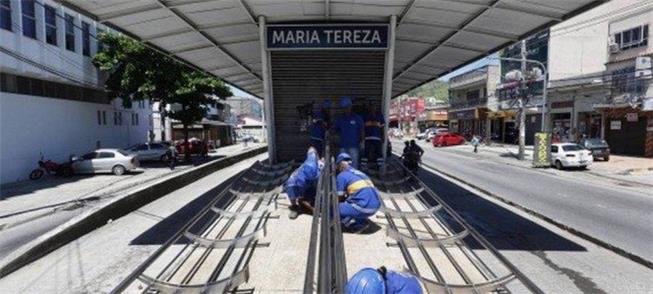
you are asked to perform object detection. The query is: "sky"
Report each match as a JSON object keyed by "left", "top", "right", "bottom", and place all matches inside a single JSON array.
[{"left": 228, "top": 85, "right": 256, "bottom": 98}]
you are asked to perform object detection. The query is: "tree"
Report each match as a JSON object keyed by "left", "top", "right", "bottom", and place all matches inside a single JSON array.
[{"left": 93, "top": 33, "right": 232, "bottom": 160}]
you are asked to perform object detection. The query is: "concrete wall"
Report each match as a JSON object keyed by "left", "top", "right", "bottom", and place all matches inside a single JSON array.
[
  {"left": 0, "top": 94, "right": 151, "bottom": 184},
  {"left": 549, "top": 0, "right": 653, "bottom": 80}
]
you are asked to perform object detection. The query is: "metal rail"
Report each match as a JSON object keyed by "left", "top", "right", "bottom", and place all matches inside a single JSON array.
[
  {"left": 367, "top": 158, "right": 543, "bottom": 294},
  {"left": 110, "top": 160, "right": 291, "bottom": 293}
]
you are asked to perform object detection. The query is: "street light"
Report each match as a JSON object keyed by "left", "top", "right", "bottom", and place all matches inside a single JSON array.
[{"left": 490, "top": 57, "right": 549, "bottom": 132}]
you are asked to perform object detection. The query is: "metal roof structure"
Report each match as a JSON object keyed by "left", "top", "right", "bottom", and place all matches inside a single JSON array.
[{"left": 60, "top": 0, "right": 607, "bottom": 99}]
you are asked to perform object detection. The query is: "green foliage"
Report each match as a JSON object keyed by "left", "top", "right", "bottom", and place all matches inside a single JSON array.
[
  {"left": 93, "top": 32, "right": 232, "bottom": 128},
  {"left": 405, "top": 80, "right": 448, "bottom": 102}
]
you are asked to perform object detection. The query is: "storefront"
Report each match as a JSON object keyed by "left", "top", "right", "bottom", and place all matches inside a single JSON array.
[
  {"left": 448, "top": 108, "right": 477, "bottom": 137},
  {"left": 603, "top": 107, "right": 653, "bottom": 157},
  {"left": 549, "top": 100, "right": 574, "bottom": 143}
]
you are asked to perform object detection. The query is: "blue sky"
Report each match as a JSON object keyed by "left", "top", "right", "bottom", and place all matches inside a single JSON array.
[{"left": 228, "top": 52, "right": 500, "bottom": 98}]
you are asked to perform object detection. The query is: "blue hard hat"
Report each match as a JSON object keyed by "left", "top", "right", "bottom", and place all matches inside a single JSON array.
[
  {"left": 336, "top": 153, "right": 352, "bottom": 165},
  {"left": 346, "top": 268, "right": 386, "bottom": 294},
  {"left": 340, "top": 97, "right": 353, "bottom": 108}
]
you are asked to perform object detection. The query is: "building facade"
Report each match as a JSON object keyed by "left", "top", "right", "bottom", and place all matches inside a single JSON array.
[
  {"left": 0, "top": 0, "right": 152, "bottom": 184},
  {"left": 224, "top": 96, "right": 263, "bottom": 121},
  {"left": 448, "top": 65, "right": 500, "bottom": 140},
  {"left": 546, "top": 0, "right": 653, "bottom": 157},
  {"left": 389, "top": 96, "right": 424, "bottom": 136}
]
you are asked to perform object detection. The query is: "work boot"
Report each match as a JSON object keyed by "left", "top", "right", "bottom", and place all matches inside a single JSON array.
[
  {"left": 289, "top": 204, "right": 300, "bottom": 220},
  {"left": 344, "top": 220, "right": 370, "bottom": 234}
]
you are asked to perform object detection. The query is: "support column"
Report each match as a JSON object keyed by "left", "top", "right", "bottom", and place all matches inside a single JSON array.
[
  {"left": 259, "top": 15, "right": 276, "bottom": 163},
  {"left": 382, "top": 15, "right": 397, "bottom": 172}
]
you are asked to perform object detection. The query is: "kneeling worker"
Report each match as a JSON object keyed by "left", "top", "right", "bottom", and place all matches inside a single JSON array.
[
  {"left": 285, "top": 147, "right": 322, "bottom": 219},
  {"left": 336, "top": 153, "right": 381, "bottom": 233}
]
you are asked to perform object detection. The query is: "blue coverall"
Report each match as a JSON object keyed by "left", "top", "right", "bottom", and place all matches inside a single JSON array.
[
  {"left": 285, "top": 151, "right": 320, "bottom": 202},
  {"left": 336, "top": 166, "right": 381, "bottom": 229}
]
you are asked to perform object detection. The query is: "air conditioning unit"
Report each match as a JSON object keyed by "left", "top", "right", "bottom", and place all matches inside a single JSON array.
[
  {"left": 635, "top": 56, "right": 652, "bottom": 78},
  {"left": 608, "top": 42, "right": 620, "bottom": 54}
]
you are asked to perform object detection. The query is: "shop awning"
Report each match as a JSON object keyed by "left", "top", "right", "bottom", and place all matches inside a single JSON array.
[{"left": 61, "top": 0, "right": 606, "bottom": 99}]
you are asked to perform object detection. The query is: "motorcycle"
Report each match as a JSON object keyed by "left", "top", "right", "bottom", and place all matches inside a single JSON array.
[{"left": 29, "top": 155, "right": 74, "bottom": 180}]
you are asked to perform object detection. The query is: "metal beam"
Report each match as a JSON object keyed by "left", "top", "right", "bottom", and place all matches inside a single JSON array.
[
  {"left": 237, "top": 0, "right": 257, "bottom": 24},
  {"left": 324, "top": 0, "right": 330, "bottom": 20},
  {"left": 393, "top": 0, "right": 502, "bottom": 81},
  {"left": 428, "top": 0, "right": 563, "bottom": 19},
  {"left": 397, "top": 0, "right": 417, "bottom": 26},
  {"left": 152, "top": 0, "right": 262, "bottom": 82},
  {"left": 396, "top": 37, "right": 487, "bottom": 53}
]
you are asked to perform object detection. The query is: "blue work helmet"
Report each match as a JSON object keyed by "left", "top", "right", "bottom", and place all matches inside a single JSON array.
[
  {"left": 336, "top": 153, "right": 352, "bottom": 165},
  {"left": 340, "top": 97, "right": 353, "bottom": 108},
  {"left": 346, "top": 268, "right": 385, "bottom": 294}
]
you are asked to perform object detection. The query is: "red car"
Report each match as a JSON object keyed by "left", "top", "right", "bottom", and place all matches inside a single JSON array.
[
  {"left": 175, "top": 138, "right": 208, "bottom": 156},
  {"left": 432, "top": 133, "right": 465, "bottom": 147}
]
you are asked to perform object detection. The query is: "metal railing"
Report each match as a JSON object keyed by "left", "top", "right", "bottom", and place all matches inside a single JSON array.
[{"left": 304, "top": 139, "right": 347, "bottom": 293}]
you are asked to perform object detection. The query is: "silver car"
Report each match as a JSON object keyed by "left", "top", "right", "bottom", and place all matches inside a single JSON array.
[
  {"left": 72, "top": 149, "right": 139, "bottom": 176},
  {"left": 127, "top": 142, "right": 170, "bottom": 162}
]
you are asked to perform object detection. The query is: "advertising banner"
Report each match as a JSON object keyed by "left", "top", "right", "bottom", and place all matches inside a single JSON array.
[{"left": 533, "top": 132, "right": 551, "bottom": 167}]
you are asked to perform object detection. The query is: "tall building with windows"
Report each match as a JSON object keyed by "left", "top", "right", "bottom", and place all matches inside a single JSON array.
[{"left": 0, "top": 0, "right": 152, "bottom": 184}]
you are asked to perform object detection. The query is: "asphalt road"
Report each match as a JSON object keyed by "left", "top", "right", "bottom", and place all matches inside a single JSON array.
[{"left": 404, "top": 140, "right": 653, "bottom": 265}]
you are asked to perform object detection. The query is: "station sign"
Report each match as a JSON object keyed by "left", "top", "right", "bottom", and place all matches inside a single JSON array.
[{"left": 266, "top": 24, "right": 388, "bottom": 50}]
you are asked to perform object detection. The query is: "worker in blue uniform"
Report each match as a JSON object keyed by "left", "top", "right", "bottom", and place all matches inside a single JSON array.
[
  {"left": 334, "top": 97, "right": 364, "bottom": 169},
  {"left": 285, "top": 147, "right": 322, "bottom": 219},
  {"left": 336, "top": 153, "right": 381, "bottom": 233},
  {"left": 364, "top": 104, "right": 385, "bottom": 169},
  {"left": 346, "top": 266, "right": 423, "bottom": 294},
  {"left": 308, "top": 100, "right": 331, "bottom": 156}
]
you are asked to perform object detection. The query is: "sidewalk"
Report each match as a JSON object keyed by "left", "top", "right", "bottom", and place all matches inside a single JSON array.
[
  {"left": 0, "top": 143, "right": 263, "bottom": 231},
  {"left": 440, "top": 142, "right": 653, "bottom": 187}
]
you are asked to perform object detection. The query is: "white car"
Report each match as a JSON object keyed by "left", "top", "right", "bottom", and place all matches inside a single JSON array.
[
  {"left": 550, "top": 143, "right": 593, "bottom": 169},
  {"left": 72, "top": 149, "right": 140, "bottom": 175},
  {"left": 426, "top": 128, "right": 449, "bottom": 141},
  {"left": 416, "top": 130, "right": 430, "bottom": 140},
  {"left": 127, "top": 142, "right": 170, "bottom": 162}
]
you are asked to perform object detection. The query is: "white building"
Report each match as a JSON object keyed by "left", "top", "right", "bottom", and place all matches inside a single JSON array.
[
  {"left": 547, "top": 0, "right": 653, "bottom": 156},
  {"left": 0, "top": 0, "right": 152, "bottom": 184}
]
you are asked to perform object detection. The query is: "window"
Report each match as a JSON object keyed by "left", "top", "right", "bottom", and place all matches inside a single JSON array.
[
  {"left": 102, "top": 111, "right": 106, "bottom": 125},
  {"left": 114, "top": 112, "right": 118, "bottom": 125},
  {"left": 613, "top": 25, "right": 649, "bottom": 50},
  {"left": 96, "top": 28, "right": 105, "bottom": 52},
  {"left": 22, "top": 0, "right": 36, "bottom": 39},
  {"left": 551, "top": 146, "right": 558, "bottom": 153},
  {"left": 44, "top": 5, "right": 57, "bottom": 45},
  {"left": 114, "top": 111, "right": 122, "bottom": 125},
  {"left": 82, "top": 21, "right": 90, "bottom": 56},
  {"left": 131, "top": 113, "right": 139, "bottom": 125},
  {"left": 65, "top": 14, "right": 75, "bottom": 51},
  {"left": 97, "top": 110, "right": 101, "bottom": 125},
  {"left": 0, "top": 0, "right": 11, "bottom": 31},
  {"left": 97, "top": 152, "right": 115, "bottom": 159}
]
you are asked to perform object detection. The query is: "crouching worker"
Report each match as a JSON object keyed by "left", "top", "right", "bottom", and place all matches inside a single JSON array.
[
  {"left": 336, "top": 153, "right": 381, "bottom": 233},
  {"left": 285, "top": 147, "right": 322, "bottom": 219},
  {"left": 346, "top": 267, "right": 423, "bottom": 294}
]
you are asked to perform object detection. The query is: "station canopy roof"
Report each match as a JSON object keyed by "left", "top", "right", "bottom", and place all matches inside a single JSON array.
[{"left": 62, "top": 0, "right": 606, "bottom": 98}]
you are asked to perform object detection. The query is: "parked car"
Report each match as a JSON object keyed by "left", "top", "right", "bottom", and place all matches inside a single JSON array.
[
  {"left": 550, "top": 143, "right": 593, "bottom": 169},
  {"left": 579, "top": 138, "right": 610, "bottom": 161},
  {"left": 432, "top": 133, "right": 465, "bottom": 147},
  {"left": 72, "top": 149, "right": 139, "bottom": 176},
  {"left": 175, "top": 138, "right": 208, "bottom": 156},
  {"left": 416, "top": 129, "right": 432, "bottom": 140},
  {"left": 127, "top": 142, "right": 170, "bottom": 162},
  {"left": 426, "top": 128, "right": 449, "bottom": 141}
]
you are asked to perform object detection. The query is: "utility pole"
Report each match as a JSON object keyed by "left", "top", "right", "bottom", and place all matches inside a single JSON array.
[{"left": 518, "top": 40, "right": 527, "bottom": 160}]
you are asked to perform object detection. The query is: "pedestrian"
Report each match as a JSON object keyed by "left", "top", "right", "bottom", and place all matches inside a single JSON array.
[
  {"left": 333, "top": 97, "right": 364, "bottom": 169},
  {"left": 285, "top": 147, "right": 322, "bottom": 219},
  {"left": 336, "top": 153, "right": 381, "bottom": 233},
  {"left": 471, "top": 135, "right": 480, "bottom": 153},
  {"left": 308, "top": 100, "right": 331, "bottom": 156},
  {"left": 346, "top": 266, "right": 423, "bottom": 294},
  {"left": 364, "top": 103, "right": 385, "bottom": 170},
  {"left": 166, "top": 144, "right": 177, "bottom": 170}
]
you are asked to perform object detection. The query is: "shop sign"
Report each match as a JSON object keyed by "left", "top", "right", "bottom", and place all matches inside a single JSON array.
[
  {"left": 448, "top": 109, "right": 476, "bottom": 120},
  {"left": 533, "top": 132, "right": 551, "bottom": 168},
  {"left": 267, "top": 24, "right": 388, "bottom": 49},
  {"left": 551, "top": 101, "right": 574, "bottom": 109},
  {"left": 610, "top": 120, "right": 621, "bottom": 130},
  {"left": 626, "top": 113, "right": 638, "bottom": 122}
]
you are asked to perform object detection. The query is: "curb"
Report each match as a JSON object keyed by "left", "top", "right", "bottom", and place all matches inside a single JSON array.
[
  {"left": 0, "top": 146, "right": 267, "bottom": 278},
  {"left": 419, "top": 161, "right": 653, "bottom": 271}
]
